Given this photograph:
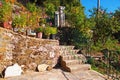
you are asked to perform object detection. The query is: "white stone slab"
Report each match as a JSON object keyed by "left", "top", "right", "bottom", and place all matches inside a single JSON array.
[{"left": 5, "top": 63, "right": 23, "bottom": 78}]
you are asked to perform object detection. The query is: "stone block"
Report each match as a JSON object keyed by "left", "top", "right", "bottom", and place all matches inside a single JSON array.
[
  {"left": 0, "top": 47, "right": 6, "bottom": 53},
  {"left": 37, "top": 64, "right": 49, "bottom": 72},
  {"left": 0, "top": 54, "right": 4, "bottom": 60},
  {"left": 46, "top": 66, "right": 53, "bottom": 71},
  {"left": 2, "top": 36, "right": 10, "bottom": 40},
  {"left": 4, "top": 63, "right": 23, "bottom": 78}
]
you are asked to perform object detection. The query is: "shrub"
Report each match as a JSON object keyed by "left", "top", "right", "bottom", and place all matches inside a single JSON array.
[
  {"left": 12, "top": 13, "right": 27, "bottom": 28},
  {"left": 50, "top": 27, "right": 57, "bottom": 34},
  {"left": 0, "top": 1, "right": 12, "bottom": 22},
  {"left": 44, "top": 27, "right": 52, "bottom": 36},
  {"left": 87, "top": 57, "right": 94, "bottom": 64},
  {"left": 35, "top": 27, "right": 44, "bottom": 32}
]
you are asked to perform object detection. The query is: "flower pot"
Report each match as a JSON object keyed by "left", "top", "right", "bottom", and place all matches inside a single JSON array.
[
  {"left": 3, "top": 21, "right": 12, "bottom": 30},
  {"left": 50, "top": 34, "right": 56, "bottom": 39},
  {"left": 36, "top": 32, "right": 43, "bottom": 39},
  {"left": 46, "top": 35, "right": 50, "bottom": 39}
]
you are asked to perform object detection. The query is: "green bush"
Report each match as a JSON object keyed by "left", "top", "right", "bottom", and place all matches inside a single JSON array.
[
  {"left": 44, "top": 27, "right": 52, "bottom": 36},
  {"left": 12, "top": 13, "right": 27, "bottom": 28},
  {"left": 0, "top": 1, "right": 12, "bottom": 22},
  {"left": 50, "top": 27, "right": 57, "bottom": 34},
  {"left": 44, "top": 26, "right": 57, "bottom": 36},
  {"left": 35, "top": 27, "right": 44, "bottom": 32},
  {"left": 87, "top": 57, "right": 94, "bottom": 64},
  {"left": 26, "top": 2, "right": 37, "bottom": 13}
]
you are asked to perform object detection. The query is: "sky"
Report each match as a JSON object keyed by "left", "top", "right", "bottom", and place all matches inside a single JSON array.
[{"left": 81, "top": 0, "right": 120, "bottom": 16}]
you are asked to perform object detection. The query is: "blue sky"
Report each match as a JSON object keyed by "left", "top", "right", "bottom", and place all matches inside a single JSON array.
[{"left": 81, "top": 0, "right": 120, "bottom": 16}]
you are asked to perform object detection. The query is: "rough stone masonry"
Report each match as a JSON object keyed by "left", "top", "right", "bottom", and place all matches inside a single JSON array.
[{"left": 0, "top": 27, "right": 60, "bottom": 74}]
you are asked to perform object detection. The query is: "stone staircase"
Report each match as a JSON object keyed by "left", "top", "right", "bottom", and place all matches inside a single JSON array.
[{"left": 59, "top": 45, "right": 91, "bottom": 72}]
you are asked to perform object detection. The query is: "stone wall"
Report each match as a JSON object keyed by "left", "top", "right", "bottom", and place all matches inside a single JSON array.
[{"left": 0, "top": 27, "right": 59, "bottom": 72}]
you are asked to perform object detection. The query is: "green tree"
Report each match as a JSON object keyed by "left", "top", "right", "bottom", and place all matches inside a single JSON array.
[
  {"left": 44, "top": 2, "right": 55, "bottom": 19},
  {"left": 65, "top": 0, "right": 85, "bottom": 28},
  {"left": 26, "top": 2, "right": 42, "bottom": 29},
  {"left": 114, "top": 8, "right": 120, "bottom": 21},
  {"left": 90, "top": 9, "right": 120, "bottom": 52},
  {"left": 26, "top": 2, "right": 37, "bottom": 13},
  {"left": 113, "top": 8, "right": 120, "bottom": 42},
  {"left": 43, "top": 0, "right": 60, "bottom": 8}
]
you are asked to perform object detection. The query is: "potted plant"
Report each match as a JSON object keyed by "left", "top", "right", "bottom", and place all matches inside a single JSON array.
[
  {"left": 35, "top": 26, "right": 44, "bottom": 39},
  {"left": 43, "top": 26, "right": 57, "bottom": 39},
  {"left": 44, "top": 26, "right": 52, "bottom": 39},
  {"left": 50, "top": 27, "right": 57, "bottom": 39}
]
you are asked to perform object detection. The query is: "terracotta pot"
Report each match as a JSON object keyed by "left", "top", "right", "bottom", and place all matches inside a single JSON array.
[
  {"left": 36, "top": 32, "right": 43, "bottom": 39},
  {"left": 3, "top": 21, "right": 12, "bottom": 29}
]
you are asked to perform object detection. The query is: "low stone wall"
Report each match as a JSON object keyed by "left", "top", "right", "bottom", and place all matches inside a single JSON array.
[{"left": 0, "top": 27, "right": 59, "bottom": 73}]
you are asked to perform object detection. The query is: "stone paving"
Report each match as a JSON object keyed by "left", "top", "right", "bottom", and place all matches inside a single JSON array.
[{"left": 4, "top": 69, "right": 106, "bottom": 80}]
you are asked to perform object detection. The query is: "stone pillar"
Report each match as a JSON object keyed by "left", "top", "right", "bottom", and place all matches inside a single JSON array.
[
  {"left": 59, "top": 6, "right": 65, "bottom": 27},
  {"left": 54, "top": 6, "right": 65, "bottom": 27},
  {"left": 55, "top": 11, "right": 59, "bottom": 27}
]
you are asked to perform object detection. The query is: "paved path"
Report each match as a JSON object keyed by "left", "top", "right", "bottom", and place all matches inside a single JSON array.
[{"left": 3, "top": 69, "right": 106, "bottom": 80}]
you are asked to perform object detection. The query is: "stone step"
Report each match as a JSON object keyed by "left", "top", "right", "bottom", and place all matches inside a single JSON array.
[
  {"left": 61, "top": 64, "right": 91, "bottom": 72},
  {"left": 59, "top": 46, "right": 74, "bottom": 50},
  {"left": 61, "top": 60, "right": 83, "bottom": 67},
  {"left": 62, "top": 54, "right": 84, "bottom": 60},
  {"left": 65, "top": 60, "right": 82, "bottom": 66},
  {"left": 60, "top": 50, "right": 79, "bottom": 55}
]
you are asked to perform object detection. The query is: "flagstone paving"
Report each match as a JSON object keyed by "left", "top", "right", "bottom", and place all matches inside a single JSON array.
[{"left": 5, "top": 69, "right": 106, "bottom": 80}]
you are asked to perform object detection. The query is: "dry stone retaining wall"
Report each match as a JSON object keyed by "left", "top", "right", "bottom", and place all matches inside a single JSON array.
[{"left": 0, "top": 27, "right": 59, "bottom": 73}]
